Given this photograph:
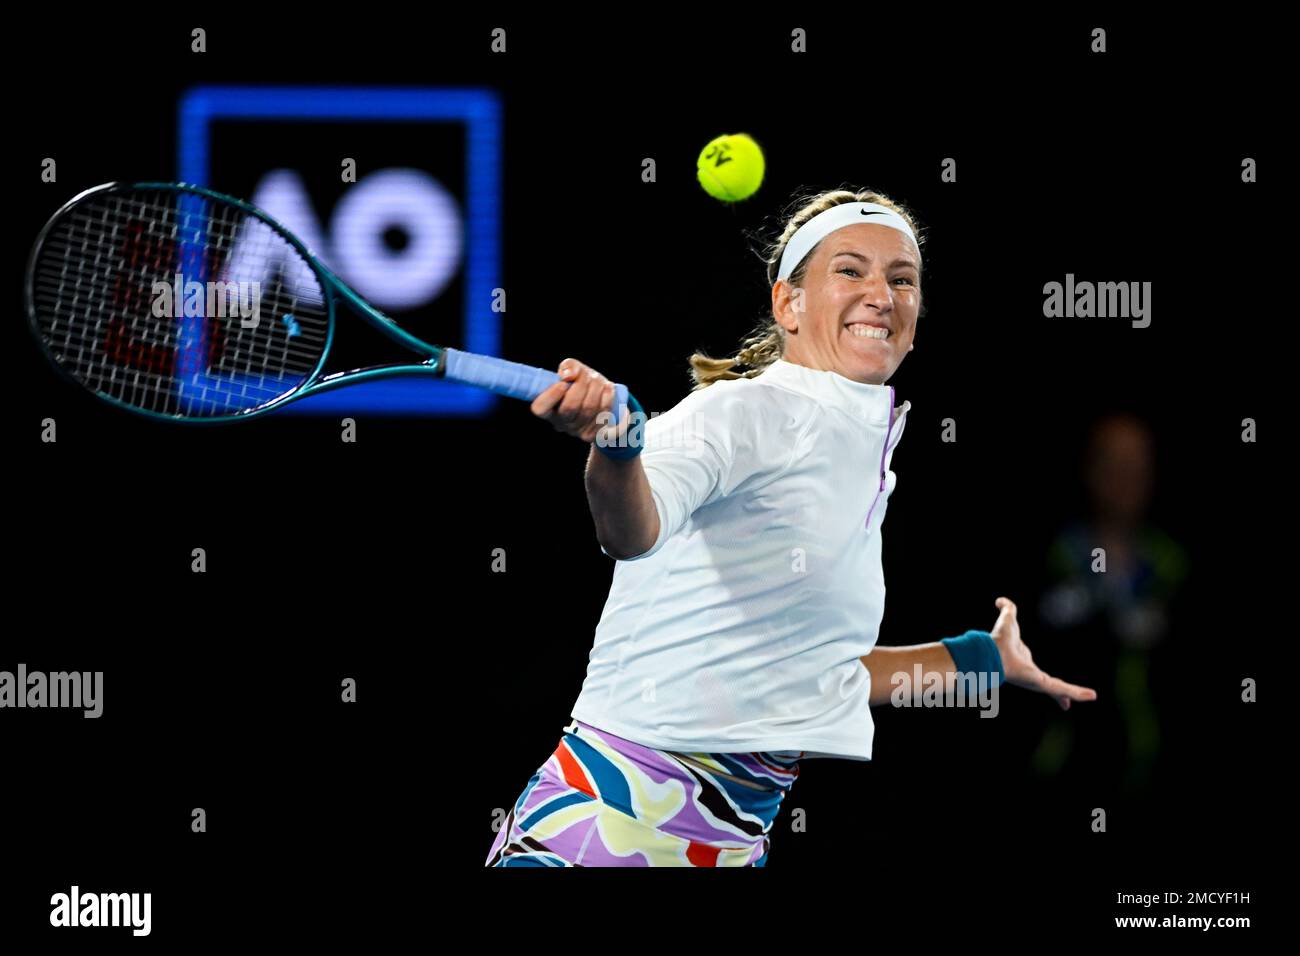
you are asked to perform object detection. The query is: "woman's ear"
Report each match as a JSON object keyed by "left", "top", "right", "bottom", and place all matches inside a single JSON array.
[{"left": 771, "top": 280, "right": 799, "bottom": 334}]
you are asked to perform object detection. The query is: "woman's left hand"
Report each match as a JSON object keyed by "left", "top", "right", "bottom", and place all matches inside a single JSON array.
[{"left": 989, "top": 596, "right": 1098, "bottom": 711}]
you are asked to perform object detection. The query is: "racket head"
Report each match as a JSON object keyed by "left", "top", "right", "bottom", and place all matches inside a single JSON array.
[{"left": 25, "top": 181, "right": 337, "bottom": 421}]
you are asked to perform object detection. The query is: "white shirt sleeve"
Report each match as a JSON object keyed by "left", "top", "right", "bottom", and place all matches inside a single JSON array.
[{"left": 601, "top": 380, "right": 790, "bottom": 561}]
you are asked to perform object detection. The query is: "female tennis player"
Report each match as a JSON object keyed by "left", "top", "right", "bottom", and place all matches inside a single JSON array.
[{"left": 485, "top": 187, "right": 1097, "bottom": 867}]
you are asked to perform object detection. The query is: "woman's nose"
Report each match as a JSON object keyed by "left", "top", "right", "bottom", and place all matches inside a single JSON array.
[{"left": 859, "top": 274, "right": 894, "bottom": 307}]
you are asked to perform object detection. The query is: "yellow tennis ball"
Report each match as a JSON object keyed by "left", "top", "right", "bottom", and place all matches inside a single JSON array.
[{"left": 696, "top": 133, "right": 765, "bottom": 202}]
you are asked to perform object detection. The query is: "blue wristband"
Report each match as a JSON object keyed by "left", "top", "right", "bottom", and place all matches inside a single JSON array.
[
  {"left": 940, "top": 630, "right": 1005, "bottom": 688},
  {"left": 596, "top": 439, "right": 643, "bottom": 461},
  {"left": 595, "top": 394, "right": 647, "bottom": 461}
]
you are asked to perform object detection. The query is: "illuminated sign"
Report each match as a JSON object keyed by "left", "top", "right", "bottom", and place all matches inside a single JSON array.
[{"left": 178, "top": 86, "right": 501, "bottom": 416}]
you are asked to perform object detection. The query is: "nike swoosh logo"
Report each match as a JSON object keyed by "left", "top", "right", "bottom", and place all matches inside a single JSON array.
[{"left": 860, "top": 209, "right": 885, "bottom": 216}]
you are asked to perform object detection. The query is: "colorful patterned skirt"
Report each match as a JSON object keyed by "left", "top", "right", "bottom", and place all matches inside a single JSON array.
[{"left": 486, "top": 718, "right": 802, "bottom": 867}]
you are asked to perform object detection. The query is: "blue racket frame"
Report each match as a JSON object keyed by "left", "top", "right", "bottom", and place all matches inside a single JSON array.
[{"left": 26, "top": 181, "right": 640, "bottom": 432}]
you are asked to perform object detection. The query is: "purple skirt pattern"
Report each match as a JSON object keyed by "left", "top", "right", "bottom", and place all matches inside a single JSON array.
[{"left": 486, "top": 718, "right": 802, "bottom": 867}]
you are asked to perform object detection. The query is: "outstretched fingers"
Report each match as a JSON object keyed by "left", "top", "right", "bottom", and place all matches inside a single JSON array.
[{"left": 1036, "top": 671, "right": 1098, "bottom": 710}]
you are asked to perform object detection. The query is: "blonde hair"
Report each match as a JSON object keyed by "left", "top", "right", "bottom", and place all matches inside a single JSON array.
[{"left": 688, "top": 186, "right": 926, "bottom": 390}]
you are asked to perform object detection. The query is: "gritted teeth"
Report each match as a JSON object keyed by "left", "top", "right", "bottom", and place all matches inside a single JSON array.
[{"left": 847, "top": 324, "right": 891, "bottom": 339}]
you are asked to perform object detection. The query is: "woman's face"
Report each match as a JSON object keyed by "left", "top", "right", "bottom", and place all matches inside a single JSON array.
[{"left": 772, "top": 222, "right": 922, "bottom": 385}]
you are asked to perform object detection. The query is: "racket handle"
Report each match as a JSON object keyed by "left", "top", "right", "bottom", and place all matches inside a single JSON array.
[{"left": 442, "top": 348, "right": 631, "bottom": 426}]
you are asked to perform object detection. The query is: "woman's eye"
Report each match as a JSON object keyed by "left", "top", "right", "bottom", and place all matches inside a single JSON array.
[{"left": 838, "top": 267, "right": 916, "bottom": 286}]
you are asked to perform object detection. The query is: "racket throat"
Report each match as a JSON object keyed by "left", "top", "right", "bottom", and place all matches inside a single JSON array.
[{"left": 312, "top": 358, "right": 444, "bottom": 392}]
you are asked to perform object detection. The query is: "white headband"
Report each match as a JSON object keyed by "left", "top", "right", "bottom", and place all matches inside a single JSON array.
[{"left": 776, "top": 201, "right": 920, "bottom": 283}]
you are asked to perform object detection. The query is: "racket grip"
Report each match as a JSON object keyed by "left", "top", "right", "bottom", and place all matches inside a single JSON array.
[{"left": 442, "top": 348, "right": 632, "bottom": 426}]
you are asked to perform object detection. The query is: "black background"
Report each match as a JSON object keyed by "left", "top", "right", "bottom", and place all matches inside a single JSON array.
[{"left": 6, "top": 11, "right": 1281, "bottom": 942}]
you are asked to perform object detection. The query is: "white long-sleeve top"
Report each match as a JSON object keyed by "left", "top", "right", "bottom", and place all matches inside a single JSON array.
[{"left": 570, "top": 357, "right": 911, "bottom": 760}]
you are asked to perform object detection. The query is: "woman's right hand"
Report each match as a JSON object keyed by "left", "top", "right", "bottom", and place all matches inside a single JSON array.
[{"left": 531, "top": 358, "right": 621, "bottom": 444}]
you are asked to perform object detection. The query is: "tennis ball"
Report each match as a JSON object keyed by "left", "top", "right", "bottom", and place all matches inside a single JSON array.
[{"left": 696, "top": 132, "right": 765, "bottom": 202}]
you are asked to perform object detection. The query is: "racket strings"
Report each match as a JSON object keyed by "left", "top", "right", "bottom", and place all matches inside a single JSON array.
[{"left": 30, "top": 187, "right": 331, "bottom": 417}]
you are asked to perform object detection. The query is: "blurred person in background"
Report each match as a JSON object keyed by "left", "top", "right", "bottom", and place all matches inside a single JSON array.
[{"left": 1034, "top": 413, "right": 1189, "bottom": 798}]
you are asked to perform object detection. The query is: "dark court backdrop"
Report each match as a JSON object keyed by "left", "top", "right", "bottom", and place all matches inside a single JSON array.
[{"left": 6, "top": 11, "right": 1281, "bottom": 941}]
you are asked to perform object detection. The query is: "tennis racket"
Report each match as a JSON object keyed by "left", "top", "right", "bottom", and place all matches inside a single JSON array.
[{"left": 25, "top": 181, "right": 643, "bottom": 429}]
